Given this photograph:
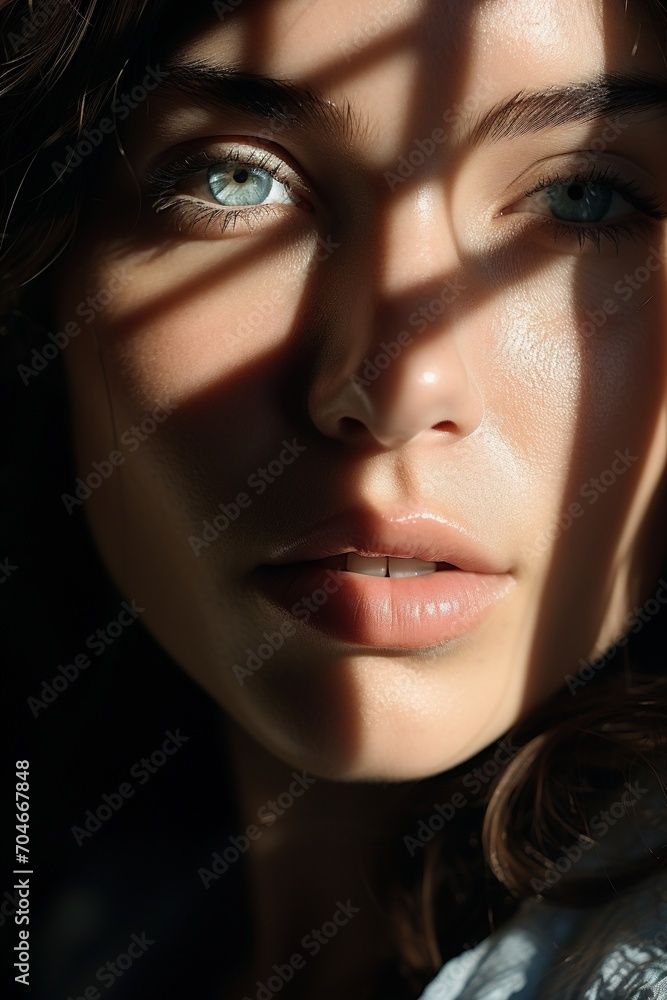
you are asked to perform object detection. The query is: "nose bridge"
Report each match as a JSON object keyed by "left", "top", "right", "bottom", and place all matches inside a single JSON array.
[
  {"left": 371, "top": 178, "right": 468, "bottom": 360},
  {"left": 378, "top": 179, "right": 457, "bottom": 299},
  {"left": 307, "top": 174, "right": 483, "bottom": 450},
  {"left": 347, "top": 177, "right": 467, "bottom": 373}
]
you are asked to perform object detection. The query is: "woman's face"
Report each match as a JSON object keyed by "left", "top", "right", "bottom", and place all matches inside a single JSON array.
[{"left": 58, "top": 0, "right": 667, "bottom": 780}]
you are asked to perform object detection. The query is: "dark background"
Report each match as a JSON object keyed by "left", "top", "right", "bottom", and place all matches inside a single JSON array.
[{"left": 2, "top": 335, "right": 250, "bottom": 999}]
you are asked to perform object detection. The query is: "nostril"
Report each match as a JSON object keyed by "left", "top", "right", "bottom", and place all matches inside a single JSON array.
[
  {"left": 338, "top": 416, "right": 367, "bottom": 437},
  {"left": 433, "top": 420, "right": 456, "bottom": 432}
]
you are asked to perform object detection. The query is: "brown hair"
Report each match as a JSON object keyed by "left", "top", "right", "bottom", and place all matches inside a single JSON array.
[
  {"left": 0, "top": 0, "right": 182, "bottom": 304},
  {"left": 2, "top": 2, "right": 666, "bottom": 997},
  {"left": 374, "top": 656, "right": 667, "bottom": 996}
]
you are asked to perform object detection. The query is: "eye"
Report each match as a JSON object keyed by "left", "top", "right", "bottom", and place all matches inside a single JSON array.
[
  {"left": 145, "top": 141, "right": 312, "bottom": 238},
  {"left": 498, "top": 163, "right": 667, "bottom": 252},
  {"left": 205, "top": 160, "right": 296, "bottom": 207},
  {"left": 508, "top": 180, "right": 630, "bottom": 225}
]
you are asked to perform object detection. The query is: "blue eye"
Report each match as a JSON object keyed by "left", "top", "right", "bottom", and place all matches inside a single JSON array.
[
  {"left": 208, "top": 163, "right": 275, "bottom": 206},
  {"left": 542, "top": 182, "right": 613, "bottom": 223},
  {"left": 500, "top": 164, "right": 667, "bottom": 250},
  {"left": 147, "top": 142, "right": 309, "bottom": 238},
  {"left": 509, "top": 178, "right": 625, "bottom": 226}
]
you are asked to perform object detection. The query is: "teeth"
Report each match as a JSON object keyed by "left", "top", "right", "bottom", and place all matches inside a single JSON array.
[
  {"left": 345, "top": 554, "right": 438, "bottom": 577},
  {"left": 345, "top": 554, "right": 388, "bottom": 577},
  {"left": 387, "top": 557, "right": 437, "bottom": 578}
]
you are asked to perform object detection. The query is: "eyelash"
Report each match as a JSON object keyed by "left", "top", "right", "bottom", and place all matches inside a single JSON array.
[
  {"left": 147, "top": 148, "right": 667, "bottom": 251},
  {"left": 515, "top": 163, "right": 667, "bottom": 252},
  {"left": 146, "top": 146, "right": 306, "bottom": 236}
]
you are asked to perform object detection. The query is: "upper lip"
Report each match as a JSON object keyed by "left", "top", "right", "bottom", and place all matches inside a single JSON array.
[{"left": 262, "top": 508, "right": 507, "bottom": 574}]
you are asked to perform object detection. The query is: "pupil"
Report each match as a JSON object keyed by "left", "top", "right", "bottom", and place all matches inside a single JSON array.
[
  {"left": 545, "top": 181, "right": 612, "bottom": 224},
  {"left": 233, "top": 168, "right": 249, "bottom": 183}
]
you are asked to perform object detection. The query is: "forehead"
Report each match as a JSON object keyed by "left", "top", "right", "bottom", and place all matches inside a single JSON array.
[{"left": 167, "top": 0, "right": 667, "bottom": 159}]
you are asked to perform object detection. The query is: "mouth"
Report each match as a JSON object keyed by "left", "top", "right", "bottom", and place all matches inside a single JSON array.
[
  {"left": 308, "top": 553, "right": 459, "bottom": 577},
  {"left": 253, "top": 509, "right": 514, "bottom": 649},
  {"left": 263, "top": 507, "right": 506, "bottom": 574}
]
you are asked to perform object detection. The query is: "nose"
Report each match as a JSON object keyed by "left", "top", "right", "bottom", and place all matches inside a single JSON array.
[{"left": 307, "top": 183, "right": 484, "bottom": 450}]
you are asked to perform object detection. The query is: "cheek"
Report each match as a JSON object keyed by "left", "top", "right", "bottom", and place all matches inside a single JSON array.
[
  {"left": 58, "top": 227, "right": 317, "bottom": 524},
  {"left": 482, "top": 253, "right": 667, "bottom": 670},
  {"left": 482, "top": 257, "right": 667, "bottom": 517},
  {"left": 56, "top": 233, "right": 323, "bottom": 720},
  {"left": 63, "top": 233, "right": 310, "bottom": 395}
]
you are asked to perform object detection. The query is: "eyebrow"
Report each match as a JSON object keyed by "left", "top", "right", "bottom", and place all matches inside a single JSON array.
[
  {"left": 469, "top": 74, "right": 667, "bottom": 145},
  {"left": 161, "top": 60, "right": 367, "bottom": 144},
  {"left": 159, "top": 64, "right": 667, "bottom": 153}
]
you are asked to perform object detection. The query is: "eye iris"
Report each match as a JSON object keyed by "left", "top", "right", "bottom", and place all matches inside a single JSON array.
[
  {"left": 545, "top": 181, "right": 613, "bottom": 223},
  {"left": 207, "top": 163, "right": 273, "bottom": 206}
]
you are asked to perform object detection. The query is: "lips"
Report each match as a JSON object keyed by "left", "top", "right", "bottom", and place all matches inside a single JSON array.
[
  {"left": 253, "top": 509, "right": 515, "bottom": 649},
  {"left": 264, "top": 508, "right": 505, "bottom": 572}
]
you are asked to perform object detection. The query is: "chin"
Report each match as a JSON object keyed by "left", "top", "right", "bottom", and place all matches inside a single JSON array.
[{"left": 228, "top": 663, "right": 522, "bottom": 783}]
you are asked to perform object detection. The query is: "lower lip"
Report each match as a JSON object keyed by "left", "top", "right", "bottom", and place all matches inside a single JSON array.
[{"left": 254, "top": 563, "right": 515, "bottom": 649}]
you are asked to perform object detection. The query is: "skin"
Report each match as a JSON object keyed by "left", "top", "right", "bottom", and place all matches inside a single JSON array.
[{"left": 55, "top": 0, "right": 667, "bottom": 993}]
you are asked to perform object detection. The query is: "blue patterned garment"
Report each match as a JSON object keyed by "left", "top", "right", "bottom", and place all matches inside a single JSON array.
[{"left": 418, "top": 869, "right": 667, "bottom": 999}]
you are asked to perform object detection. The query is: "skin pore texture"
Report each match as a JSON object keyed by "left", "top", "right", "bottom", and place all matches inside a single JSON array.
[{"left": 55, "top": 0, "right": 667, "bottom": 992}]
